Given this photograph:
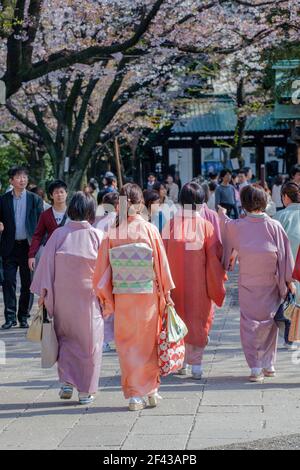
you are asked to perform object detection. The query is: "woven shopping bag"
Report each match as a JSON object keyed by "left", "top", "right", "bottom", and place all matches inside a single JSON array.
[
  {"left": 288, "top": 305, "right": 300, "bottom": 342},
  {"left": 26, "top": 305, "right": 43, "bottom": 342},
  {"left": 158, "top": 305, "right": 187, "bottom": 377}
]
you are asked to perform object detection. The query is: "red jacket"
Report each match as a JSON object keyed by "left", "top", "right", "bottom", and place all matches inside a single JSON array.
[{"left": 28, "top": 207, "right": 65, "bottom": 258}]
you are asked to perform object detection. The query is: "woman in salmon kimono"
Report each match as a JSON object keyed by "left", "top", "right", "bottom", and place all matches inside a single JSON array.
[
  {"left": 93, "top": 184, "right": 174, "bottom": 411},
  {"left": 31, "top": 192, "right": 104, "bottom": 405},
  {"left": 219, "top": 184, "right": 295, "bottom": 382},
  {"left": 163, "top": 182, "right": 226, "bottom": 379}
]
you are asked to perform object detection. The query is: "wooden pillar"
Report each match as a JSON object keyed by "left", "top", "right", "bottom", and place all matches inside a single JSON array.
[
  {"left": 257, "top": 137, "right": 265, "bottom": 179},
  {"left": 162, "top": 142, "right": 169, "bottom": 176},
  {"left": 193, "top": 138, "right": 201, "bottom": 177},
  {"left": 114, "top": 137, "right": 123, "bottom": 189},
  {"left": 297, "top": 142, "right": 300, "bottom": 164}
]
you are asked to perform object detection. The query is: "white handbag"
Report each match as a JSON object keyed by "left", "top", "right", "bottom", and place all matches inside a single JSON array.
[{"left": 41, "top": 317, "right": 58, "bottom": 368}]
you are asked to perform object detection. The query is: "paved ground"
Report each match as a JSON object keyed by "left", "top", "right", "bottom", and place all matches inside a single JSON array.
[{"left": 1, "top": 273, "right": 300, "bottom": 450}]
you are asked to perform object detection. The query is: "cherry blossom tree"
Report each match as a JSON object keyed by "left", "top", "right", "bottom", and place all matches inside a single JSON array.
[{"left": 0, "top": 0, "right": 299, "bottom": 189}]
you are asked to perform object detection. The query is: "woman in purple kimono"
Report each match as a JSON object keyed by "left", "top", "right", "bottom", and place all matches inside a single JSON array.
[
  {"left": 31, "top": 192, "right": 104, "bottom": 405},
  {"left": 219, "top": 184, "right": 295, "bottom": 382}
]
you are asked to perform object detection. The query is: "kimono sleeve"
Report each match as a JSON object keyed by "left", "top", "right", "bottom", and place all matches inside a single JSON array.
[
  {"left": 28, "top": 212, "right": 47, "bottom": 258},
  {"left": 93, "top": 235, "right": 115, "bottom": 317},
  {"left": 219, "top": 211, "right": 238, "bottom": 271},
  {"left": 205, "top": 221, "right": 226, "bottom": 307},
  {"left": 30, "top": 230, "right": 58, "bottom": 317},
  {"left": 274, "top": 222, "right": 294, "bottom": 299},
  {"left": 148, "top": 224, "right": 175, "bottom": 314}
]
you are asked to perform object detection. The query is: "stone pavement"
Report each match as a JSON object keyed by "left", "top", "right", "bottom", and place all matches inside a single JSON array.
[{"left": 1, "top": 273, "right": 300, "bottom": 450}]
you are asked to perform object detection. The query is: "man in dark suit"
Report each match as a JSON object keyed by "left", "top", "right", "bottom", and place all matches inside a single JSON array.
[{"left": 0, "top": 166, "right": 43, "bottom": 329}]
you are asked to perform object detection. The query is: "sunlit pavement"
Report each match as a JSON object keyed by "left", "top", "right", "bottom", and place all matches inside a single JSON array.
[{"left": 0, "top": 273, "right": 300, "bottom": 450}]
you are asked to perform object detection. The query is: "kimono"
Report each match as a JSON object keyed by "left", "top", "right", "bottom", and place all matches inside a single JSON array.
[
  {"left": 93, "top": 214, "right": 174, "bottom": 399},
  {"left": 163, "top": 209, "right": 226, "bottom": 365},
  {"left": 220, "top": 212, "right": 294, "bottom": 370},
  {"left": 274, "top": 203, "right": 300, "bottom": 303},
  {"left": 199, "top": 203, "right": 222, "bottom": 244},
  {"left": 31, "top": 221, "right": 104, "bottom": 394}
]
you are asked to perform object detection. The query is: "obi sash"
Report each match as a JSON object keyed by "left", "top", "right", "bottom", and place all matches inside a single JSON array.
[{"left": 109, "top": 243, "right": 154, "bottom": 294}]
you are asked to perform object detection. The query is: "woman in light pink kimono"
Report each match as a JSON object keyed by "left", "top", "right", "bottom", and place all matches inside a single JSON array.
[
  {"left": 94, "top": 184, "right": 175, "bottom": 411},
  {"left": 219, "top": 184, "right": 295, "bottom": 382},
  {"left": 31, "top": 192, "right": 104, "bottom": 405}
]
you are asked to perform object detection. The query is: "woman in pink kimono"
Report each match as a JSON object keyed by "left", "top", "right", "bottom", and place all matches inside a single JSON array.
[
  {"left": 163, "top": 183, "right": 226, "bottom": 379},
  {"left": 94, "top": 184, "right": 175, "bottom": 411},
  {"left": 31, "top": 192, "right": 104, "bottom": 405},
  {"left": 219, "top": 184, "right": 295, "bottom": 382}
]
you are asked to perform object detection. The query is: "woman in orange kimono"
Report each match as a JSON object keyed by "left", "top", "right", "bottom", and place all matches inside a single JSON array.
[
  {"left": 93, "top": 184, "right": 174, "bottom": 411},
  {"left": 163, "top": 182, "right": 226, "bottom": 379}
]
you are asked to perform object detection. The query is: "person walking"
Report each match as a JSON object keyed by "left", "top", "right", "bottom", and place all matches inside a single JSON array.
[
  {"left": 0, "top": 166, "right": 43, "bottom": 329},
  {"left": 28, "top": 180, "right": 68, "bottom": 272},
  {"left": 272, "top": 175, "right": 284, "bottom": 212},
  {"left": 166, "top": 175, "right": 179, "bottom": 204},
  {"left": 163, "top": 183, "right": 226, "bottom": 379},
  {"left": 153, "top": 181, "right": 177, "bottom": 232},
  {"left": 147, "top": 173, "right": 157, "bottom": 190},
  {"left": 94, "top": 183, "right": 174, "bottom": 411},
  {"left": 290, "top": 164, "right": 300, "bottom": 185},
  {"left": 274, "top": 182, "right": 300, "bottom": 349},
  {"left": 219, "top": 184, "right": 295, "bottom": 382},
  {"left": 31, "top": 192, "right": 104, "bottom": 405},
  {"left": 215, "top": 169, "right": 239, "bottom": 219}
]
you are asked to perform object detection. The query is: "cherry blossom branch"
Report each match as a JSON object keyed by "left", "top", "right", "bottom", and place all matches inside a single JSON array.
[{"left": 4, "top": 0, "right": 166, "bottom": 98}]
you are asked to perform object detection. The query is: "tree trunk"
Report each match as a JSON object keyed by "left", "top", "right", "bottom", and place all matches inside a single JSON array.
[{"left": 230, "top": 78, "right": 247, "bottom": 168}]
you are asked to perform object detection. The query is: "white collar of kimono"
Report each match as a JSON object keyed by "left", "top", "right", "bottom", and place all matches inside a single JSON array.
[
  {"left": 246, "top": 212, "right": 268, "bottom": 219},
  {"left": 68, "top": 220, "right": 92, "bottom": 228}
]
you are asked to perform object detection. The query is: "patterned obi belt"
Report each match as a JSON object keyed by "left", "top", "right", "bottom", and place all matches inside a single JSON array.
[{"left": 109, "top": 243, "right": 154, "bottom": 294}]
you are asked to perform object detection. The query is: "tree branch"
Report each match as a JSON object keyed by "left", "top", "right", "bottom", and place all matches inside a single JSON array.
[
  {"left": 21, "top": 0, "right": 43, "bottom": 73},
  {"left": 68, "top": 77, "right": 99, "bottom": 158},
  {"left": 0, "top": 128, "right": 40, "bottom": 143},
  {"left": 4, "top": 0, "right": 166, "bottom": 97},
  {"left": 6, "top": 101, "right": 42, "bottom": 136}
]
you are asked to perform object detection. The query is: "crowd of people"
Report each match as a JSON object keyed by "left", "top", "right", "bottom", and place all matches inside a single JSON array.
[{"left": 0, "top": 163, "right": 300, "bottom": 410}]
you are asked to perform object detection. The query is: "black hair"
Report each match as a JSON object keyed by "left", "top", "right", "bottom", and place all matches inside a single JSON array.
[
  {"left": 291, "top": 164, "right": 300, "bottom": 178},
  {"left": 48, "top": 180, "right": 68, "bottom": 196},
  {"left": 179, "top": 182, "right": 205, "bottom": 209},
  {"left": 220, "top": 169, "right": 232, "bottom": 179},
  {"left": 208, "top": 181, "right": 217, "bottom": 192},
  {"left": 88, "top": 182, "right": 97, "bottom": 192},
  {"left": 143, "top": 189, "right": 160, "bottom": 209},
  {"left": 8, "top": 166, "right": 29, "bottom": 179},
  {"left": 67, "top": 191, "right": 96, "bottom": 223},
  {"left": 153, "top": 181, "right": 167, "bottom": 192},
  {"left": 106, "top": 176, "right": 117, "bottom": 186},
  {"left": 281, "top": 182, "right": 300, "bottom": 203},
  {"left": 102, "top": 191, "right": 119, "bottom": 209},
  {"left": 201, "top": 182, "right": 210, "bottom": 204},
  {"left": 97, "top": 189, "right": 110, "bottom": 205}
]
